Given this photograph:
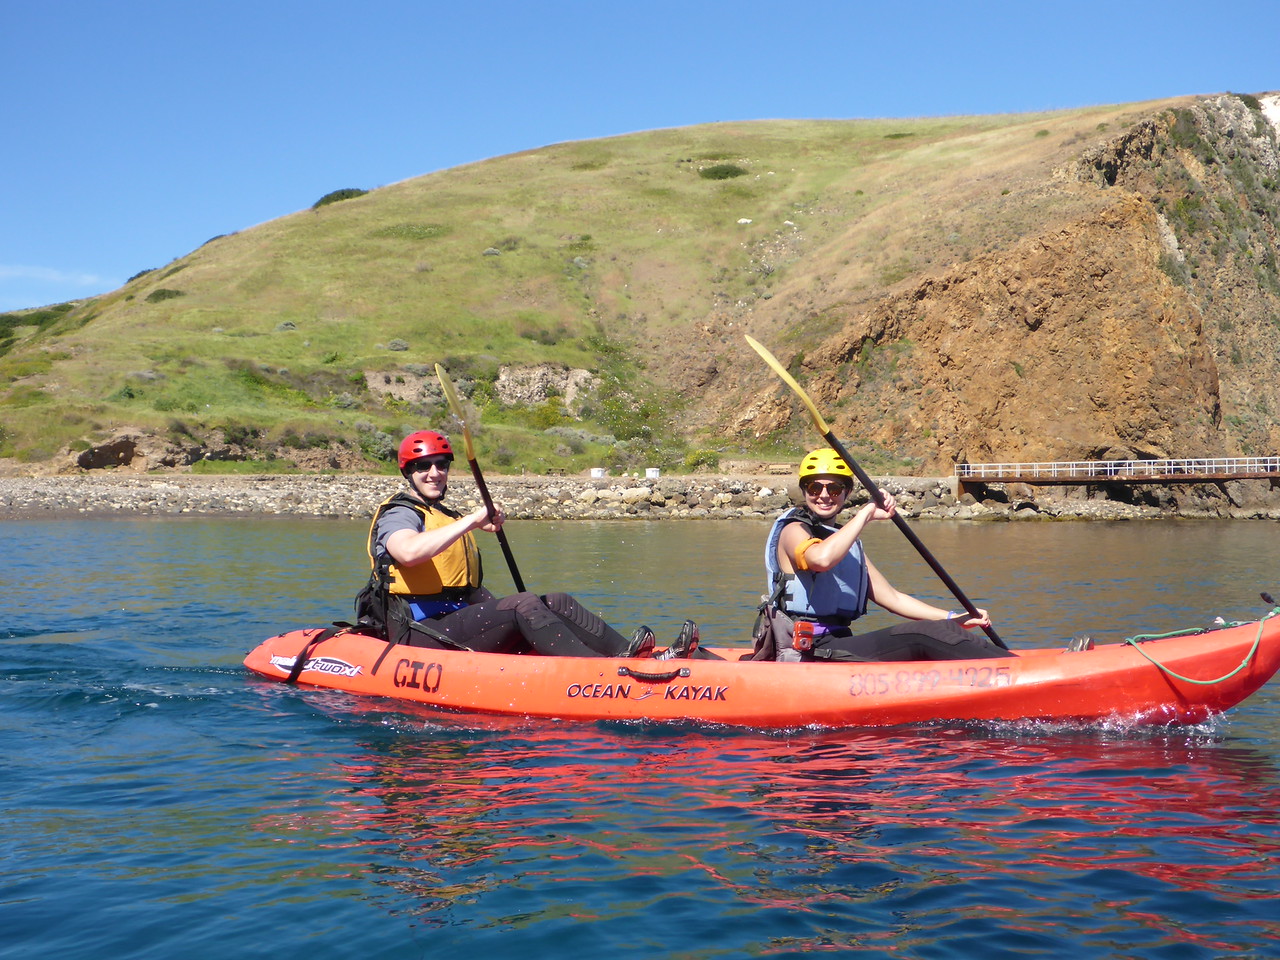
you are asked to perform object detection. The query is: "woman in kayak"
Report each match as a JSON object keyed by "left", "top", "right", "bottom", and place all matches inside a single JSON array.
[
  {"left": 361, "top": 429, "right": 694, "bottom": 658},
  {"left": 759, "top": 448, "right": 1014, "bottom": 663}
]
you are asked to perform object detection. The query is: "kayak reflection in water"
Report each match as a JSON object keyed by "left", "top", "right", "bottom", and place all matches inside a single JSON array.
[
  {"left": 358, "top": 429, "right": 664, "bottom": 658},
  {"left": 755, "top": 448, "right": 1015, "bottom": 663}
]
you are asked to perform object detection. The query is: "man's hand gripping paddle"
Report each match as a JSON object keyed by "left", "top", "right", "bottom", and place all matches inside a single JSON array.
[{"left": 744, "top": 335, "right": 1008, "bottom": 649}]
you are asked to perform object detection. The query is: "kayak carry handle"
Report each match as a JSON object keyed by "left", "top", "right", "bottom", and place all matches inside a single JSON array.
[{"left": 617, "top": 665, "right": 691, "bottom": 682}]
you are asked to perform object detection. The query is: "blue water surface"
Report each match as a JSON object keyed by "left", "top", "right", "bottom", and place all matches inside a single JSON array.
[{"left": 3, "top": 517, "right": 1280, "bottom": 959}]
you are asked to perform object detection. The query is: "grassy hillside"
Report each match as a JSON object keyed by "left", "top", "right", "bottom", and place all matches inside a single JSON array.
[{"left": 1, "top": 95, "right": 1234, "bottom": 475}]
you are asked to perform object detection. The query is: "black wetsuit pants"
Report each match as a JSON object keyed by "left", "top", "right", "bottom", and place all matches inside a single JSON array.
[
  {"left": 815, "top": 619, "right": 1013, "bottom": 662},
  {"left": 426, "top": 592, "right": 628, "bottom": 657}
]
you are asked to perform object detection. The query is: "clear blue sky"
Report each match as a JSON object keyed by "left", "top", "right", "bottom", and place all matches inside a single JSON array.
[{"left": 3, "top": 0, "right": 1276, "bottom": 312}]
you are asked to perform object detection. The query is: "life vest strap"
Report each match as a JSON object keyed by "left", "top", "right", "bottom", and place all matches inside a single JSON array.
[{"left": 285, "top": 626, "right": 343, "bottom": 684}]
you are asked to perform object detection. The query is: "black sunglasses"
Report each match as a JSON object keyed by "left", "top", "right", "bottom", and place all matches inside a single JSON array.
[
  {"left": 804, "top": 479, "right": 850, "bottom": 497},
  {"left": 408, "top": 456, "right": 453, "bottom": 473}
]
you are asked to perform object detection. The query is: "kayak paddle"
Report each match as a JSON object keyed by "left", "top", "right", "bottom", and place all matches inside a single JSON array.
[
  {"left": 744, "top": 335, "right": 1008, "bottom": 649},
  {"left": 435, "top": 363, "right": 527, "bottom": 592}
]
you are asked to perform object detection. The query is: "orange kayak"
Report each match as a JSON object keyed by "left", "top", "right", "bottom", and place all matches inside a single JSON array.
[{"left": 243, "top": 612, "right": 1280, "bottom": 728}]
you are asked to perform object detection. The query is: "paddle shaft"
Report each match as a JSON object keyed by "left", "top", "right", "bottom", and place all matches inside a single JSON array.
[
  {"left": 821, "top": 429, "right": 1008, "bottom": 649},
  {"left": 465, "top": 458, "right": 524, "bottom": 593},
  {"left": 435, "top": 362, "right": 527, "bottom": 593},
  {"left": 464, "top": 455, "right": 526, "bottom": 593}
]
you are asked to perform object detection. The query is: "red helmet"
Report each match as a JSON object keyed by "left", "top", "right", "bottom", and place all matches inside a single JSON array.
[{"left": 397, "top": 430, "right": 454, "bottom": 468}]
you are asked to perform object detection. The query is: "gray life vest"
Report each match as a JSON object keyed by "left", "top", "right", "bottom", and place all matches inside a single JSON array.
[{"left": 764, "top": 507, "right": 870, "bottom": 624}]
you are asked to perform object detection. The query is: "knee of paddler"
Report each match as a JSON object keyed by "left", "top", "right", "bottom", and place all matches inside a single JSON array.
[
  {"left": 540, "top": 592, "right": 574, "bottom": 616},
  {"left": 503, "top": 592, "right": 561, "bottom": 629},
  {"left": 496, "top": 592, "right": 540, "bottom": 612},
  {"left": 541, "top": 592, "right": 600, "bottom": 632}
]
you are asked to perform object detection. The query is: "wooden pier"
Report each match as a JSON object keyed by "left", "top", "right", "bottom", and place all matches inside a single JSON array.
[{"left": 954, "top": 456, "right": 1280, "bottom": 497}]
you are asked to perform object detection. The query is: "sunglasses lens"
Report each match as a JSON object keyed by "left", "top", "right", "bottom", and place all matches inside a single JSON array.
[
  {"left": 806, "top": 480, "right": 846, "bottom": 496},
  {"left": 412, "top": 457, "right": 452, "bottom": 472}
]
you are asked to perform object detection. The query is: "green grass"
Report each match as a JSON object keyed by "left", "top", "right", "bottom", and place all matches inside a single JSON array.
[
  {"left": 369, "top": 222, "right": 452, "bottom": 241},
  {"left": 191, "top": 458, "right": 302, "bottom": 475}
]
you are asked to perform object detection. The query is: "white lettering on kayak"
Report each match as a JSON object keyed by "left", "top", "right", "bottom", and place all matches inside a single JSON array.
[{"left": 268, "top": 654, "right": 362, "bottom": 679}]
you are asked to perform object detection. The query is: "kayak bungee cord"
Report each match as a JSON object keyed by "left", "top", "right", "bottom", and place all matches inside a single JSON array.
[{"left": 1121, "top": 606, "right": 1280, "bottom": 685}]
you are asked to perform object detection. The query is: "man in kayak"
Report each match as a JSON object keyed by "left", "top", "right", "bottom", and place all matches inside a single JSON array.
[
  {"left": 359, "top": 429, "right": 695, "bottom": 658},
  {"left": 757, "top": 448, "right": 1014, "bottom": 663}
]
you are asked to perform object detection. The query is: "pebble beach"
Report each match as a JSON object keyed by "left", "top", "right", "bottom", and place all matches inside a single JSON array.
[{"left": 4, "top": 471, "right": 1278, "bottom": 521}]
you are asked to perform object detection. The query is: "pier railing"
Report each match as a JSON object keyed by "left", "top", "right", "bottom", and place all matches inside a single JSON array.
[{"left": 954, "top": 456, "right": 1280, "bottom": 489}]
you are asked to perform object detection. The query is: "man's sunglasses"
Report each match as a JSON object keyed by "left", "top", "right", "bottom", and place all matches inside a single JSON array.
[
  {"left": 804, "top": 479, "right": 850, "bottom": 497},
  {"left": 408, "top": 456, "right": 453, "bottom": 473}
]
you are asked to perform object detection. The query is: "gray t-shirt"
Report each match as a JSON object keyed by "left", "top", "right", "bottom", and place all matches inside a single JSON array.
[{"left": 373, "top": 503, "right": 425, "bottom": 560}]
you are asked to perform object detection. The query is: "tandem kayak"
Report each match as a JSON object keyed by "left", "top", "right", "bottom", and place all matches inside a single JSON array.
[{"left": 243, "top": 609, "right": 1280, "bottom": 728}]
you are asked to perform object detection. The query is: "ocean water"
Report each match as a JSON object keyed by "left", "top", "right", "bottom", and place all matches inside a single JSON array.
[{"left": 3, "top": 517, "right": 1280, "bottom": 958}]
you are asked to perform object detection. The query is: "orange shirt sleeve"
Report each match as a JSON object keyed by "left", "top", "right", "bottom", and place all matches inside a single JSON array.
[{"left": 793, "top": 537, "right": 823, "bottom": 571}]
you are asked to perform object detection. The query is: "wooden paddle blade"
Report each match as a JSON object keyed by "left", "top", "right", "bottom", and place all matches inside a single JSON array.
[
  {"left": 744, "top": 336, "right": 830, "bottom": 435},
  {"left": 434, "top": 363, "right": 477, "bottom": 460}
]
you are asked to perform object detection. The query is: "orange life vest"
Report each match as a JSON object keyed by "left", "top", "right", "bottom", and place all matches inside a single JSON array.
[{"left": 366, "top": 492, "right": 482, "bottom": 597}]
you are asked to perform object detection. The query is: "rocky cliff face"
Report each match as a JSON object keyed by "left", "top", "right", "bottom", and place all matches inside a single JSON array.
[
  {"left": 1095, "top": 95, "right": 1280, "bottom": 461},
  {"left": 730, "top": 94, "right": 1280, "bottom": 474}
]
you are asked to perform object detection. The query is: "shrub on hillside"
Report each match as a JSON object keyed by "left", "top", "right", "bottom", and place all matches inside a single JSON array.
[
  {"left": 598, "top": 389, "right": 657, "bottom": 441},
  {"left": 312, "top": 188, "right": 368, "bottom": 209},
  {"left": 221, "top": 422, "right": 262, "bottom": 447},
  {"left": 683, "top": 449, "right": 720, "bottom": 471},
  {"left": 145, "top": 288, "right": 185, "bottom": 304},
  {"left": 545, "top": 425, "right": 615, "bottom": 447},
  {"left": 279, "top": 429, "right": 338, "bottom": 450},
  {"left": 370, "top": 223, "right": 451, "bottom": 240},
  {"left": 1, "top": 303, "right": 75, "bottom": 336},
  {"left": 358, "top": 427, "right": 397, "bottom": 463},
  {"left": 699, "top": 164, "right": 747, "bottom": 180},
  {"left": 517, "top": 322, "right": 568, "bottom": 345}
]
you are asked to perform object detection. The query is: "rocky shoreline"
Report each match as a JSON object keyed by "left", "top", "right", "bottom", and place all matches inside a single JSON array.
[{"left": 2, "top": 472, "right": 1279, "bottom": 522}]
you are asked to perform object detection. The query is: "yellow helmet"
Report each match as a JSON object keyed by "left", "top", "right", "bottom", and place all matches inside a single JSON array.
[{"left": 798, "top": 448, "right": 853, "bottom": 485}]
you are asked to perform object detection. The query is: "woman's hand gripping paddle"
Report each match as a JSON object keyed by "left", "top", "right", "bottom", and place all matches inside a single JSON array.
[
  {"left": 744, "top": 335, "right": 1008, "bottom": 649},
  {"left": 435, "top": 363, "right": 527, "bottom": 593}
]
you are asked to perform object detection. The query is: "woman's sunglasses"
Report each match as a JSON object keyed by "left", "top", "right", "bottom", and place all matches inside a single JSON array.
[
  {"left": 805, "top": 479, "right": 850, "bottom": 497},
  {"left": 408, "top": 456, "right": 453, "bottom": 473}
]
